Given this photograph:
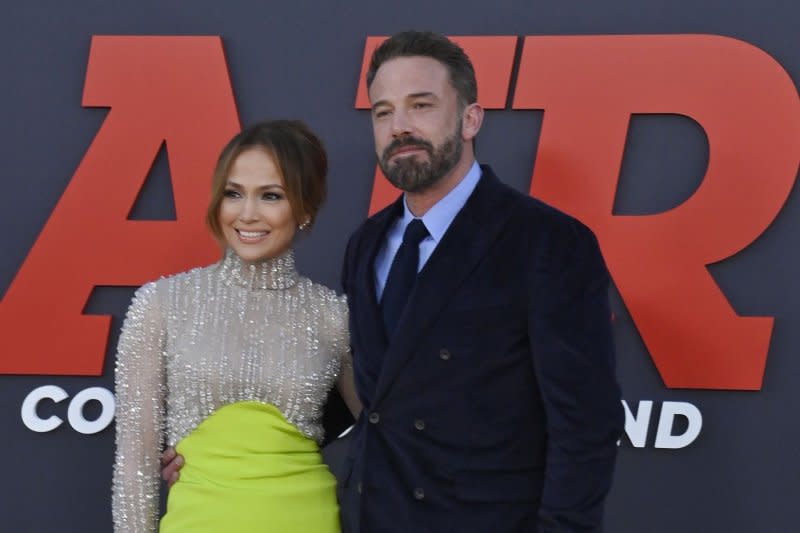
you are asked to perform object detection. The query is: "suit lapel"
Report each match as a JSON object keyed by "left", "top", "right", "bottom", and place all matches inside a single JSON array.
[
  {"left": 351, "top": 197, "right": 403, "bottom": 374},
  {"left": 372, "top": 168, "right": 516, "bottom": 404}
]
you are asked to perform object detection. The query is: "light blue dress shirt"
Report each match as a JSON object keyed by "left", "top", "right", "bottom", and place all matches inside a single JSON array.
[{"left": 374, "top": 161, "right": 482, "bottom": 300}]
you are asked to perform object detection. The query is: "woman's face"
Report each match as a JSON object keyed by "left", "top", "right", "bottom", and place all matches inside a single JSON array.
[{"left": 218, "top": 147, "right": 298, "bottom": 263}]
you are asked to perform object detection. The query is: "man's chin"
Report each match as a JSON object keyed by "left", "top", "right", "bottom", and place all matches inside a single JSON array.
[{"left": 385, "top": 173, "right": 438, "bottom": 193}]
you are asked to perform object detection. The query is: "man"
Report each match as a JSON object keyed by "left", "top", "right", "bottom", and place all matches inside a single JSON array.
[
  {"left": 337, "top": 31, "right": 623, "bottom": 532},
  {"left": 164, "top": 30, "right": 623, "bottom": 532}
]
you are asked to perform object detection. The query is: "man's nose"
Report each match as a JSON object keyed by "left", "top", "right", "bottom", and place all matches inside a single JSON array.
[{"left": 390, "top": 109, "right": 413, "bottom": 137}]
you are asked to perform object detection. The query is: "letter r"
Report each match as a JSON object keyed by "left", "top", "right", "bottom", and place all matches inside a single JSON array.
[{"left": 513, "top": 35, "right": 800, "bottom": 389}]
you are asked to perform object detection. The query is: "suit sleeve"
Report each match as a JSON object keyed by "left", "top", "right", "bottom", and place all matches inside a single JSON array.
[{"left": 527, "top": 219, "right": 624, "bottom": 532}]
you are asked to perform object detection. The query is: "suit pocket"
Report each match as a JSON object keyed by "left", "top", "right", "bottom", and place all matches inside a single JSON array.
[
  {"left": 321, "top": 434, "right": 353, "bottom": 485},
  {"left": 454, "top": 466, "right": 543, "bottom": 503}
]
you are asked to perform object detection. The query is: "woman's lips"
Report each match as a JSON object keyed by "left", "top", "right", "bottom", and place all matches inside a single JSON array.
[{"left": 236, "top": 229, "right": 268, "bottom": 243}]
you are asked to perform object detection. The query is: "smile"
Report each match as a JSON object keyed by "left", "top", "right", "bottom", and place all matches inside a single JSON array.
[{"left": 236, "top": 229, "right": 269, "bottom": 243}]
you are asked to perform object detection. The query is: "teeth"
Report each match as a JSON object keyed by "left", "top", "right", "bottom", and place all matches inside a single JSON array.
[{"left": 238, "top": 230, "right": 267, "bottom": 238}]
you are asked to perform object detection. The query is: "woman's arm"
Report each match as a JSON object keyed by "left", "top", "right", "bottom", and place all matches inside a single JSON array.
[
  {"left": 336, "top": 351, "right": 362, "bottom": 419},
  {"left": 111, "top": 283, "right": 166, "bottom": 532},
  {"left": 332, "top": 296, "right": 362, "bottom": 419}
]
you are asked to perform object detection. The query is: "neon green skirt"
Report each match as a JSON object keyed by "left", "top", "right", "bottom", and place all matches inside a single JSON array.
[{"left": 160, "top": 401, "right": 339, "bottom": 532}]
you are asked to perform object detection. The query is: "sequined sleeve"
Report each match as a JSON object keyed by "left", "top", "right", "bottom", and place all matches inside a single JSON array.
[
  {"left": 112, "top": 282, "right": 166, "bottom": 532},
  {"left": 329, "top": 294, "right": 352, "bottom": 369},
  {"left": 331, "top": 294, "right": 360, "bottom": 417}
]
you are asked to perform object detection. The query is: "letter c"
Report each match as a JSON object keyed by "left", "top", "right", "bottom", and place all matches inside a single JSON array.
[{"left": 20, "top": 385, "right": 68, "bottom": 432}]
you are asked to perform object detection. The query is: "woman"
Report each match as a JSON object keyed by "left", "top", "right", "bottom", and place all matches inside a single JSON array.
[{"left": 111, "top": 120, "right": 360, "bottom": 532}]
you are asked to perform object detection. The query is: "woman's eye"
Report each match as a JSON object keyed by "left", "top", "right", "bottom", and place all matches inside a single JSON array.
[
  {"left": 263, "top": 192, "right": 282, "bottom": 201},
  {"left": 223, "top": 189, "right": 240, "bottom": 198}
]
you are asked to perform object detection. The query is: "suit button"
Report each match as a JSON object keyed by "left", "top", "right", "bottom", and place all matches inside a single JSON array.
[
  {"left": 357, "top": 482, "right": 363, "bottom": 494},
  {"left": 414, "top": 419, "right": 425, "bottom": 431},
  {"left": 413, "top": 487, "right": 425, "bottom": 500},
  {"left": 439, "top": 348, "right": 451, "bottom": 360},
  {"left": 369, "top": 412, "right": 380, "bottom": 424}
]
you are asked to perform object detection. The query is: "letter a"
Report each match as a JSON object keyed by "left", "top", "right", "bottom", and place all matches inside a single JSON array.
[{"left": 0, "top": 36, "right": 240, "bottom": 375}]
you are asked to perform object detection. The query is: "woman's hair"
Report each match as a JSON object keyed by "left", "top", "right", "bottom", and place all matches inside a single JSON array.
[{"left": 206, "top": 119, "right": 328, "bottom": 240}]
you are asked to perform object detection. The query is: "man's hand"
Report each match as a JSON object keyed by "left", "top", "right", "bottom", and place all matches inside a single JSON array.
[{"left": 161, "top": 446, "right": 184, "bottom": 488}]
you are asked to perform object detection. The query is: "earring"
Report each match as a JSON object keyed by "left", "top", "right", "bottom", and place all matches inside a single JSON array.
[{"left": 298, "top": 218, "right": 310, "bottom": 231}]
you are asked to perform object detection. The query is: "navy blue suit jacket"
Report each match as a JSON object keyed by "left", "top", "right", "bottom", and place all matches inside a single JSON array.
[{"left": 339, "top": 166, "right": 623, "bottom": 532}]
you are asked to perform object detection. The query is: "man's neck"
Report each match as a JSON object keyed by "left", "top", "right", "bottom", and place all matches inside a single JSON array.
[{"left": 405, "top": 155, "right": 476, "bottom": 217}]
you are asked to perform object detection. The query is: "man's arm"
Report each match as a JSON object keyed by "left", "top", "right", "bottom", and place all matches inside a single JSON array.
[
  {"left": 528, "top": 219, "right": 624, "bottom": 532},
  {"left": 160, "top": 447, "right": 183, "bottom": 488}
]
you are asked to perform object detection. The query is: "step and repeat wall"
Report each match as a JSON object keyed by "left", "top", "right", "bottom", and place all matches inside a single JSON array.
[{"left": 2, "top": 1, "right": 798, "bottom": 531}]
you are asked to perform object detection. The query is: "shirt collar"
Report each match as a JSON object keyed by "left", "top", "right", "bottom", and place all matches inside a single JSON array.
[{"left": 401, "top": 160, "right": 482, "bottom": 243}]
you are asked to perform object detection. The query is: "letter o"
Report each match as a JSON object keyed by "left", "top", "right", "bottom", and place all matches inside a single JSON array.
[{"left": 67, "top": 387, "right": 116, "bottom": 435}]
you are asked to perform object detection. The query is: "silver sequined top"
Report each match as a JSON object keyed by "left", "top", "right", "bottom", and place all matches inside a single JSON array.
[{"left": 111, "top": 248, "right": 350, "bottom": 532}]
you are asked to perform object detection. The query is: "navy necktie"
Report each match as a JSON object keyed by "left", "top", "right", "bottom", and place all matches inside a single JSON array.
[{"left": 381, "top": 219, "right": 429, "bottom": 338}]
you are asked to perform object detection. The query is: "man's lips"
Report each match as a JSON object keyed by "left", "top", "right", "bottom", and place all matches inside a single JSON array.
[{"left": 390, "top": 144, "right": 427, "bottom": 158}]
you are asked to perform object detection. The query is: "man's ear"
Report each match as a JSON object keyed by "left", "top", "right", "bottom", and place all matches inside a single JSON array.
[{"left": 461, "top": 103, "right": 485, "bottom": 141}]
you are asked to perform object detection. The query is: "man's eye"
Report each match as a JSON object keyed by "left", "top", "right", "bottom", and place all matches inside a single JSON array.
[
  {"left": 374, "top": 109, "right": 391, "bottom": 118},
  {"left": 413, "top": 102, "right": 431, "bottom": 109}
]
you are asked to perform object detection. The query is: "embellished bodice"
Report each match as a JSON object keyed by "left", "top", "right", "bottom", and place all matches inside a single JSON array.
[{"left": 112, "top": 249, "right": 349, "bottom": 532}]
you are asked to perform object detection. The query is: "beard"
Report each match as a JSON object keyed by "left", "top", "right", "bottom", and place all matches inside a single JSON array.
[{"left": 378, "top": 123, "right": 463, "bottom": 194}]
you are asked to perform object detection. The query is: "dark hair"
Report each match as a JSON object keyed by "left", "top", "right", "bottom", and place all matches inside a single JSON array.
[
  {"left": 366, "top": 30, "right": 477, "bottom": 108},
  {"left": 206, "top": 120, "right": 327, "bottom": 240}
]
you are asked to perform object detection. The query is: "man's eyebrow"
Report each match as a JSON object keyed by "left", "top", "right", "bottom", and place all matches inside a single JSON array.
[
  {"left": 371, "top": 92, "right": 439, "bottom": 109},
  {"left": 407, "top": 91, "right": 438, "bottom": 100}
]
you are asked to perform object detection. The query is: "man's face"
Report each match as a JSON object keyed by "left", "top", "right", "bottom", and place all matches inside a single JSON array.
[{"left": 369, "top": 56, "right": 464, "bottom": 193}]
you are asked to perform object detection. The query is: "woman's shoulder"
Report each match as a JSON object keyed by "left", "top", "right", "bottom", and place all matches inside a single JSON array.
[
  {"left": 129, "top": 263, "right": 218, "bottom": 308},
  {"left": 152, "top": 262, "right": 218, "bottom": 288},
  {"left": 300, "top": 277, "right": 347, "bottom": 308},
  {"left": 298, "top": 278, "right": 349, "bottom": 349}
]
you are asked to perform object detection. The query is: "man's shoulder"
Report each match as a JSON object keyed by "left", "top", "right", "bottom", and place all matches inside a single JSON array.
[
  {"left": 481, "top": 166, "right": 592, "bottom": 237},
  {"left": 518, "top": 191, "right": 587, "bottom": 233},
  {"left": 347, "top": 198, "right": 399, "bottom": 245}
]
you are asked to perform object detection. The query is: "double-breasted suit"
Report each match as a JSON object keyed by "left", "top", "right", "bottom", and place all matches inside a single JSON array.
[{"left": 339, "top": 166, "right": 623, "bottom": 532}]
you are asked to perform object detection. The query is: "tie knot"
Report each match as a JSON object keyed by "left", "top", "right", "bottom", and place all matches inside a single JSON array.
[{"left": 402, "top": 219, "right": 429, "bottom": 247}]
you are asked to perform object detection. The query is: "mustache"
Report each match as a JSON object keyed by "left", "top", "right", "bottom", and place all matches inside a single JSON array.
[{"left": 382, "top": 137, "right": 434, "bottom": 161}]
